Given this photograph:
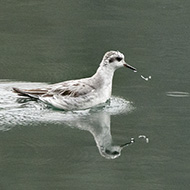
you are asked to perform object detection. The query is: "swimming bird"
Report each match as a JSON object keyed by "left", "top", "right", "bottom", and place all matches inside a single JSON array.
[{"left": 13, "top": 51, "right": 136, "bottom": 110}]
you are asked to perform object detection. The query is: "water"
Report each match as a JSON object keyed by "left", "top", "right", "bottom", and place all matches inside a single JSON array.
[{"left": 0, "top": 0, "right": 190, "bottom": 190}]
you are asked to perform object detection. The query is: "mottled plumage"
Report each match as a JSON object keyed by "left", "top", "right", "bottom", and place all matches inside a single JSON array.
[{"left": 13, "top": 51, "right": 136, "bottom": 110}]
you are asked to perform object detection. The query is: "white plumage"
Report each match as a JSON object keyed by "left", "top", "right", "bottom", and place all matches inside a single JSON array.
[{"left": 13, "top": 50, "right": 136, "bottom": 110}]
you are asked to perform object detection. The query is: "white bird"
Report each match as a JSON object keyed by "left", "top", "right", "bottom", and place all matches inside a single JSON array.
[{"left": 13, "top": 51, "right": 136, "bottom": 110}]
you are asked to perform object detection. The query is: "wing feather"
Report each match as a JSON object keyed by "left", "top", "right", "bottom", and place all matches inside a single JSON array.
[
  {"left": 13, "top": 79, "right": 95, "bottom": 100},
  {"left": 42, "top": 81, "right": 95, "bottom": 98}
]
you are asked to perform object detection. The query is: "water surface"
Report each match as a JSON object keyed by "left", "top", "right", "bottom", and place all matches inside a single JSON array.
[{"left": 0, "top": 0, "right": 190, "bottom": 190}]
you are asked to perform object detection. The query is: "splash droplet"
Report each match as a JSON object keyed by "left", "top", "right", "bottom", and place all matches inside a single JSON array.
[
  {"left": 138, "top": 135, "right": 149, "bottom": 143},
  {"left": 141, "top": 75, "right": 151, "bottom": 81}
]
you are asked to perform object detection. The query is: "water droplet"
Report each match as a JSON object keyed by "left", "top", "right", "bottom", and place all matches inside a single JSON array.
[
  {"left": 138, "top": 135, "right": 149, "bottom": 143},
  {"left": 140, "top": 75, "right": 151, "bottom": 81}
]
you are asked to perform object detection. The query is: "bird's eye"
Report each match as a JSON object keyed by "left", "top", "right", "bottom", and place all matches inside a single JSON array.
[
  {"left": 112, "top": 151, "right": 119, "bottom": 155},
  {"left": 116, "top": 57, "right": 122, "bottom": 62}
]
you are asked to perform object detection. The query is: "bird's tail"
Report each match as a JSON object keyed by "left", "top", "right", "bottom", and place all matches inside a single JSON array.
[{"left": 12, "top": 87, "right": 44, "bottom": 99}]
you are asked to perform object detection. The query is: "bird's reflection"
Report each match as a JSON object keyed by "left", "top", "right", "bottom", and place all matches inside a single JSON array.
[
  {"left": 63, "top": 111, "right": 134, "bottom": 159},
  {"left": 0, "top": 81, "right": 135, "bottom": 159},
  {"left": 55, "top": 98, "right": 135, "bottom": 159}
]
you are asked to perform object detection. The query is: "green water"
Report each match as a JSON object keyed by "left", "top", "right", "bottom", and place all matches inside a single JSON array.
[{"left": 0, "top": 0, "right": 190, "bottom": 190}]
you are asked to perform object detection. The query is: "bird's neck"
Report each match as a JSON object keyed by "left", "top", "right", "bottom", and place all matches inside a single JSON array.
[{"left": 92, "top": 66, "right": 115, "bottom": 90}]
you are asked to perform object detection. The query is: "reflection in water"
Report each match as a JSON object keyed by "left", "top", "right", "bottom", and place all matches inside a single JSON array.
[
  {"left": 62, "top": 111, "right": 135, "bottom": 159},
  {"left": 0, "top": 81, "right": 136, "bottom": 159}
]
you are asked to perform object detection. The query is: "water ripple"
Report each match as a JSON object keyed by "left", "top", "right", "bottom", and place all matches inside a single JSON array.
[
  {"left": 0, "top": 81, "right": 134, "bottom": 131},
  {"left": 166, "top": 91, "right": 189, "bottom": 98}
]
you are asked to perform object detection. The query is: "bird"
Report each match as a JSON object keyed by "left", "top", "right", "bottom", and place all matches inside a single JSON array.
[{"left": 13, "top": 50, "right": 137, "bottom": 110}]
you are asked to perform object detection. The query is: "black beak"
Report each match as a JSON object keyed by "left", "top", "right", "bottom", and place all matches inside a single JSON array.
[
  {"left": 120, "top": 138, "right": 135, "bottom": 148},
  {"left": 124, "top": 63, "right": 137, "bottom": 72}
]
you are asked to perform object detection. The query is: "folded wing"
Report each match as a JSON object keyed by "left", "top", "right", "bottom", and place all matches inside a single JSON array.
[{"left": 13, "top": 80, "right": 95, "bottom": 99}]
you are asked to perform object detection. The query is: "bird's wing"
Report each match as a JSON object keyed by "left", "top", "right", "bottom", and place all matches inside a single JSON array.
[
  {"left": 43, "top": 80, "right": 95, "bottom": 98},
  {"left": 13, "top": 87, "right": 49, "bottom": 98}
]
